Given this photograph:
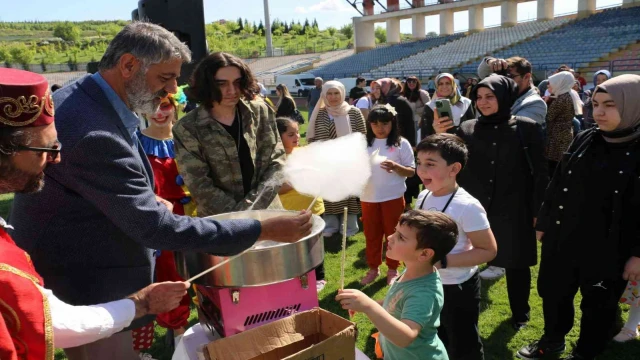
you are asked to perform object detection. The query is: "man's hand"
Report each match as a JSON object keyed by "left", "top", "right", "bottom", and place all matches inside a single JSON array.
[
  {"left": 259, "top": 210, "right": 313, "bottom": 243},
  {"left": 127, "top": 281, "right": 190, "bottom": 319},
  {"left": 156, "top": 195, "right": 174, "bottom": 213},
  {"left": 336, "top": 289, "right": 376, "bottom": 314},
  {"left": 623, "top": 256, "right": 640, "bottom": 281},
  {"left": 536, "top": 231, "right": 544, "bottom": 243},
  {"left": 432, "top": 111, "right": 454, "bottom": 134},
  {"left": 488, "top": 58, "right": 508, "bottom": 73}
]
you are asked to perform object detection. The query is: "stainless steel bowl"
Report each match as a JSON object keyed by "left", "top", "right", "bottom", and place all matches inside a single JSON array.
[{"left": 175, "top": 210, "right": 325, "bottom": 287}]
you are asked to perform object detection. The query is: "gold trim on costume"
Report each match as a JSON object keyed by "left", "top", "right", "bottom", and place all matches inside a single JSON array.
[
  {"left": 37, "top": 286, "right": 54, "bottom": 360},
  {"left": 0, "top": 263, "right": 41, "bottom": 285},
  {"left": 0, "top": 263, "right": 53, "bottom": 359}
]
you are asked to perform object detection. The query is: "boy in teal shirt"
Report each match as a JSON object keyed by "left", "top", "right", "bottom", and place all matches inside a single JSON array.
[{"left": 336, "top": 210, "right": 457, "bottom": 359}]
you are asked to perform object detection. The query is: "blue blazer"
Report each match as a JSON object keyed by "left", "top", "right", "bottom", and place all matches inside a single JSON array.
[{"left": 10, "top": 75, "right": 261, "bottom": 328}]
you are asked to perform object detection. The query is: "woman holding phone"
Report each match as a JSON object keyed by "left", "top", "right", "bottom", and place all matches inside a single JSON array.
[
  {"left": 422, "top": 73, "right": 475, "bottom": 139},
  {"left": 436, "top": 74, "right": 548, "bottom": 332}
]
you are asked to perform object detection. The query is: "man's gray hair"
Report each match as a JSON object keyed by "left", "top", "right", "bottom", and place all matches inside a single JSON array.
[
  {"left": 98, "top": 22, "right": 192, "bottom": 71},
  {"left": 315, "top": 77, "right": 323, "bottom": 82}
]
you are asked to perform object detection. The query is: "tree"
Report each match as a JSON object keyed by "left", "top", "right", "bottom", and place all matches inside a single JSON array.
[
  {"left": 53, "top": 22, "right": 81, "bottom": 42},
  {"left": 374, "top": 26, "right": 386, "bottom": 43},
  {"left": 257, "top": 20, "right": 264, "bottom": 35},
  {"left": 253, "top": 21, "right": 258, "bottom": 34},
  {"left": 339, "top": 24, "right": 354, "bottom": 39},
  {"left": 0, "top": 45, "right": 11, "bottom": 67},
  {"left": 312, "top": 18, "right": 319, "bottom": 30},
  {"left": 237, "top": 17, "right": 244, "bottom": 31},
  {"left": 302, "top": 18, "right": 310, "bottom": 35},
  {"left": 427, "top": 31, "right": 438, "bottom": 37},
  {"left": 291, "top": 22, "right": 303, "bottom": 34},
  {"left": 326, "top": 26, "right": 337, "bottom": 37},
  {"left": 9, "top": 44, "right": 35, "bottom": 70},
  {"left": 283, "top": 21, "right": 289, "bottom": 34}
]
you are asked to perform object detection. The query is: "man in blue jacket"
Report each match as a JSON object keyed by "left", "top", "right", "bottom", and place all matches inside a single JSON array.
[{"left": 10, "top": 22, "right": 312, "bottom": 360}]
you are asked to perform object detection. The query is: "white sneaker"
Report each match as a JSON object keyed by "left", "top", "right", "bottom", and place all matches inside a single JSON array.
[
  {"left": 139, "top": 353, "right": 158, "bottom": 360},
  {"left": 613, "top": 327, "right": 639, "bottom": 342},
  {"left": 479, "top": 266, "right": 505, "bottom": 280},
  {"left": 316, "top": 280, "right": 327, "bottom": 292}
]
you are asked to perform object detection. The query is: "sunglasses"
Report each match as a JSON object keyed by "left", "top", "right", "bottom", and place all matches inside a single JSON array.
[{"left": 16, "top": 142, "right": 62, "bottom": 162}]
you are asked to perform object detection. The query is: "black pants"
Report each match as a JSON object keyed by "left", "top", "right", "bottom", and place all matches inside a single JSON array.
[
  {"left": 506, "top": 267, "right": 531, "bottom": 324},
  {"left": 539, "top": 262, "right": 627, "bottom": 358},
  {"left": 438, "top": 272, "right": 484, "bottom": 360}
]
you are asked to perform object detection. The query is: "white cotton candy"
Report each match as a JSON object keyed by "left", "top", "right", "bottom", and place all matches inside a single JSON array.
[{"left": 284, "top": 132, "right": 372, "bottom": 202}]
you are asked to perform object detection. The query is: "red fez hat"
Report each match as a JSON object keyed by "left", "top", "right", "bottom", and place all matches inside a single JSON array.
[{"left": 0, "top": 68, "right": 55, "bottom": 128}]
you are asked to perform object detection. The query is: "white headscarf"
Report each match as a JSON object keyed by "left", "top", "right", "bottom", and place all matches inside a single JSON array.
[
  {"left": 548, "top": 71, "right": 575, "bottom": 97},
  {"left": 307, "top": 80, "right": 352, "bottom": 140}
]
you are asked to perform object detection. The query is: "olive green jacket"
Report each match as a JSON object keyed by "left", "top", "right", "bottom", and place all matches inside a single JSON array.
[{"left": 173, "top": 99, "right": 284, "bottom": 217}]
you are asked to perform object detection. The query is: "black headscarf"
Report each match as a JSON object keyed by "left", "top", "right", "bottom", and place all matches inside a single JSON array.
[{"left": 470, "top": 74, "right": 519, "bottom": 124}]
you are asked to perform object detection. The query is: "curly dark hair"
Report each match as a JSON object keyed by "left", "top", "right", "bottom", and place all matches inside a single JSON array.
[
  {"left": 186, "top": 52, "right": 258, "bottom": 109},
  {"left": 366, "top": 105, "right": 401, "bottom": 148}
]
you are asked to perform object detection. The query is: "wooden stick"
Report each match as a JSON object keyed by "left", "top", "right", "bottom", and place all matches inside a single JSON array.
[
  {"left": 339, "top": 207, "right": 348, "bottom": 290},
  {"left": 306, "top": 196, "right": 319, "bottom": 212},
  {"left": 186, "top": 248, "right": 251, "bottom": 283}
]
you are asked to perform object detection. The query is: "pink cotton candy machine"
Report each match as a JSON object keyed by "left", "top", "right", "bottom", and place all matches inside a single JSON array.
[{"left": 175, "top": 210, "right": 325, "bottom": 337}]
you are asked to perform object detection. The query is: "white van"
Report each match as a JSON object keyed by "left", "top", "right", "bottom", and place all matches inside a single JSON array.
[{"left": 275, "top": 73, "right": 317, "bottom": 97}]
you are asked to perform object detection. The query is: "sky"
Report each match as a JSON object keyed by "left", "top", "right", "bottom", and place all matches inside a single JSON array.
[{"left": 1, "top": 0, "right": 622, "bottom": 34}]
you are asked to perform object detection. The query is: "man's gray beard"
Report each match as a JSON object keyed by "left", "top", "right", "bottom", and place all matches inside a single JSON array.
[
  {"left": 125, "top": 70, "right": 161, "bottom": 115},
  {"left": 0, "top": 163, "right": 44, "bottom": 194}
]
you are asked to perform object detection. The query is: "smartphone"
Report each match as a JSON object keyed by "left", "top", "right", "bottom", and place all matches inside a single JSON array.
[{"left": 435, "top": 99, "right": 457, "bottom": 126}]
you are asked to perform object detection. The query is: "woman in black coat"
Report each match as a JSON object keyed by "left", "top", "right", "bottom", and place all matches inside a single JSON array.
[
  {"left": 275, "top": 83, "right": 297, "bottom": 119},
  {"left": 519, "top": 74, "right": 640, "bottom": 360},
  {"left": 452, "top": 75, "right": 549, "bottom": 330}
]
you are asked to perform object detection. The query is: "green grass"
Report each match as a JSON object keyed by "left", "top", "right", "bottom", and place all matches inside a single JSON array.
[{"left": 3, "top": 108, "right": 638, "bottom": 359}]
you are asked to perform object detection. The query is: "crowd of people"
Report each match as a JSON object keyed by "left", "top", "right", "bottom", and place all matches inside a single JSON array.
[{"left": 1, "top": 21, "right": 640, "bottom": 360}]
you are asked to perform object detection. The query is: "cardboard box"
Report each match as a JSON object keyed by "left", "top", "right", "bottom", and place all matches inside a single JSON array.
[{"left": 206, "top": 307, "right": 356, "bottom": 360}]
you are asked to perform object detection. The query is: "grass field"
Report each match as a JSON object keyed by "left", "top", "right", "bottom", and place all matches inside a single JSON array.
[{"left": 1, "top": 109, "right": 639, "bottom": 359}]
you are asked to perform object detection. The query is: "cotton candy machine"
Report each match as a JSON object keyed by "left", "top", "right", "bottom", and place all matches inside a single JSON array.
[{"left": 175, "top": 210, "right": 325, "bottom": 337}]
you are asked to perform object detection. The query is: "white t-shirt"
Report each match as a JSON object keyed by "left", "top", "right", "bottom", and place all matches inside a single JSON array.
[
  {"left": 355, "top": 96, "right": 372, "bottom": 111},
  {"left": 361, "top": 137, "right": 415, "bottom": 203},
  {"left": 415, "top": 187, "right": 490, "bottom": 285}
]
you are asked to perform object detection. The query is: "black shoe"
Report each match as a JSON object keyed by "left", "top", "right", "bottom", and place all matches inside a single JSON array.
[{"left": 517, "top": 339, "right": 566, "bottom": 359}]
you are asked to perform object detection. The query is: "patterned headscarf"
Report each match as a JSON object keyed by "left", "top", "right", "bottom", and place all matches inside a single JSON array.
[{"left": 434, "top": 73, "right": 461, "bottom": 105}]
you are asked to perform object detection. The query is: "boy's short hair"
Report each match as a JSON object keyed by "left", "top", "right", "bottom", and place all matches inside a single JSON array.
[
  {"left": 507, "top": 56, "right": 533, "bottom": 75},
  {"left": 399, "top": 210, "right": 457, "bottom": 264},
  {"left": 416, "top": 133, "right": 468, "bottom": 171}
]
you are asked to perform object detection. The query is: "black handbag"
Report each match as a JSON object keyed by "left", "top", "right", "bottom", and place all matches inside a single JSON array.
[{"left": 293, "top": 109, "right": 305, "bottom": 124}]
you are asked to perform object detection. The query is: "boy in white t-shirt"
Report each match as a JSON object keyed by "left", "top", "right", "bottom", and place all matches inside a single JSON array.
[
  {"left": 415, "top": 133, "right": 498, "bottom": 360},
  {"left": 360, "top": 104, "right": 416, "bottom": 286}
]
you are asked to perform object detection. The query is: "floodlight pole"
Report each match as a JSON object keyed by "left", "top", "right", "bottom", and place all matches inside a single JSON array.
[{"left": 264, "top": 0, "right": 273, "bottom": 57}]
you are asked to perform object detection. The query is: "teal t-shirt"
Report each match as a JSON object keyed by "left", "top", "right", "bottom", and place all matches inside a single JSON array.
[{"left": 380, "top": 270, "right": 448, "bottom": 360}]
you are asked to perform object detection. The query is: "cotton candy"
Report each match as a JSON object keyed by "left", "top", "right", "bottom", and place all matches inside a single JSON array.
[{"left": 284, "top": 133, "right": 371, "bottom": 202}]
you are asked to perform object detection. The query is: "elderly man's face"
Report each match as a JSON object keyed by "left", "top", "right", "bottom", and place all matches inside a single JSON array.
[
  {"left": 1, "top": 123, "right": 60, "bottom": 194},
  {"left": 315, "top": 79, "right": 323, "bottom": 88},
  {"left": 125, "top": 58, "right": 182, "bottom": 115}
]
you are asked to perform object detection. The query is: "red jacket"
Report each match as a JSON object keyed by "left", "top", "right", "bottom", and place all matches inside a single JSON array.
[{"left": 0, "top": 226, "right": 52, "bottom": 360}]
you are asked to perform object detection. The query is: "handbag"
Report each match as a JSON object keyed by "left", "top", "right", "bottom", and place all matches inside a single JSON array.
[{"left": 293, "top": 109, "right": 305, "bottom": 124}]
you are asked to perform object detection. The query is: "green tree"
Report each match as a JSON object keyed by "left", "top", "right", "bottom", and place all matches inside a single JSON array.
[
  {"left": 0, "top": 45, "right": 11, "bottom": 67},
  {"left": 427, "top": 31, "right": 438, "bottom": 37},
  {"left": 237, "top": 17, "right": 244, "bottom": 32},
  {"left": 339, "top": 24, "right": 354, "bottom": 39},
  {"left": 374, "top": 26, "right": 386, "bottom": 43},
  {"left": 9, "top": 44, "right": 35, "bottom": 70},
  {"left": 312, "top": 18, "right": 319, "bottom": 30},
  {"left": 327, "top": 27, "right": 337, "bottom": 37},
  {"left": 53, "top": 22, "right": 81, "bottom": 42},
  {"left": 257, "top": 20, "right": 264, "bottom": 35}
]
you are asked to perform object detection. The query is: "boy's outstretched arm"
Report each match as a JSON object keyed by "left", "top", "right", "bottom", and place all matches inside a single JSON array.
[{"left": 336, "top": 289, "right": 421, "bottom": 348}]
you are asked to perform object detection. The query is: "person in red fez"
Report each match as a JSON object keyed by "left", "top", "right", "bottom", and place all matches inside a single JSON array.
[{"left": 0, "top": 67, "right": 190, "bottom": 360}]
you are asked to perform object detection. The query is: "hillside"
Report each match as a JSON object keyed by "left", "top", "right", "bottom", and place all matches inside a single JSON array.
[{"left": 0, "top": 19, "right": 372, "bottom": 71}]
